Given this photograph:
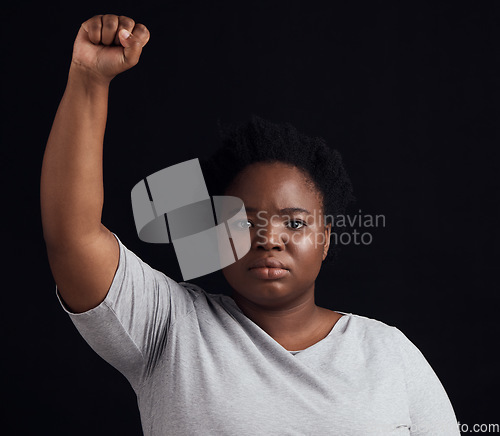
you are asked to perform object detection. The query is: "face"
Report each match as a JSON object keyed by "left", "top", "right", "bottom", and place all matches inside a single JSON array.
[{"left": 222, "top": 162, "right": 331, "bottom": 310}]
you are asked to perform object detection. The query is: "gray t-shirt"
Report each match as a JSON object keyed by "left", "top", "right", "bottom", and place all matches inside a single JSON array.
[{"left": 56, "top": 233, "right": 460, "bottom": 435}]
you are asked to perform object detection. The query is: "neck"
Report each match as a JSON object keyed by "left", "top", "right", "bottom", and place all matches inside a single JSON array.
[{"left": 230, "top": 286, "right": 327, "bottom": 348}]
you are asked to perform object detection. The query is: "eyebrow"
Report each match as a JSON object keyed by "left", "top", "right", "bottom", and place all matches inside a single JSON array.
[{"left": 229, "top": 207, "right": 312, "bottom": 215}]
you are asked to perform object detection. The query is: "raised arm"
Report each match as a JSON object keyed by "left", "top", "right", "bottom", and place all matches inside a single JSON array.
[{"left": 40, "top": 14, "right": 150, "bottom": 313}]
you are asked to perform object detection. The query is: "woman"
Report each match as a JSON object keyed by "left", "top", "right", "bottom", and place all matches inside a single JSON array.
[{"left": 42, "top": 14, "right": 460, "bottom": 435}]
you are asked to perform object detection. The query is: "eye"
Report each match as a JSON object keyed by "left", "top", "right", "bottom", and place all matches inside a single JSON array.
[
  {"left": 232, "top": 219, "right": 252, "bottom": 230},
  {"left": 287, "top": 220, "right": 306, "bottom": 230}
]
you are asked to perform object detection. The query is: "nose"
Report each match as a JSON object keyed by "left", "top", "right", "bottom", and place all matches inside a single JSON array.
[{"left": 254, "top": 222, "right": 287, "bottom": 251}]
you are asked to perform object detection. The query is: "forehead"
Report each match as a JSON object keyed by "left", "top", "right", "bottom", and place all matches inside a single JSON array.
[{"left": 224, "top": 162, "right": 323, "bottom": 212}]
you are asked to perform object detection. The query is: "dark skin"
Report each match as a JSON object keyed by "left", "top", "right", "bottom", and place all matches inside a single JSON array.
[{"left": 222, "top": 162, "right": 343, "bottom": 351}]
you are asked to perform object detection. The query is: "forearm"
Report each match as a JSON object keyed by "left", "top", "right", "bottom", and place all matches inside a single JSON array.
[{"left": 40, "top": 63, "right": 111, "bottom": 248}]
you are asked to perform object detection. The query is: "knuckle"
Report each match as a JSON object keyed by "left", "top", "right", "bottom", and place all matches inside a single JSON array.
[
  {"left": 82, "top": 14, "right": 99, "bottom": 28},
  {"left": 133, "top": 23, "right": 150, "bottom": 38},
  {"left": 134, "top": 23, "right": 148, "bottom": 32},
  {"left": 88, "top": 14, "right": 103, "bottom": 24},
  {"left": 102, "top": 14, "right": 118, "bottom": 27},
  {"left": 119, "top": 16, "right": 135, "bottom": 29},
  {"left": 88, "top": 19, "right": 101, "bottom": 31}
]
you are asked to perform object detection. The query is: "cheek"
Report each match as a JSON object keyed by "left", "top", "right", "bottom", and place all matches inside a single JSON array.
[{"left": 287, "top": 230, "right": 326, "bottom": 258}]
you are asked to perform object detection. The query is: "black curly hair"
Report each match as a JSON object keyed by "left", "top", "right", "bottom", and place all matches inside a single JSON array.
[{"left": 200, "top": 115, "right": 356, "bottom": 263}]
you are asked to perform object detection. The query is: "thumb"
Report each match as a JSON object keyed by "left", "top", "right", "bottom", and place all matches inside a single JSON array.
[{"left": 118, "top": 29, "right": 144, "bottom": 67}]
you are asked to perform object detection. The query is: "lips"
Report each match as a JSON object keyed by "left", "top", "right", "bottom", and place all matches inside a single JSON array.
[{"left": 248, "top": 257, "right": 289, "bottom": 270}]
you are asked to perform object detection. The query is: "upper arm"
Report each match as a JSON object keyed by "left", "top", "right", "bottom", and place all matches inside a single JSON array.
[
  {"left": 393, "top": 328, "right": 460, "bottom": 435},
  {"left": 49, "top": 226, "right": 200, "bottom": 383},
  {"left": 46, "top": 224, "right": 119, "bottom": 313}
]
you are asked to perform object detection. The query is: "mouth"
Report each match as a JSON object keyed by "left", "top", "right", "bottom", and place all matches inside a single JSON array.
[
  {"left": 248, "top": 258, "right": 288, "bottom": 270},
  {"left": 248, "top": 266, "right": 289, "bottom": 280}
]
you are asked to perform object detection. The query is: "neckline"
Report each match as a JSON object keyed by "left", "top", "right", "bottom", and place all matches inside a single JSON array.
[
  {"left": 222, "top": 296, "right": 349, "bottom": 354},
  {"left": 287, "top": 313, "right": 347, "bottom": 353}
]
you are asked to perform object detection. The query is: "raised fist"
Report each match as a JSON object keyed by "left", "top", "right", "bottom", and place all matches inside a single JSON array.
[{"left": 71, "top": 14, "right": 150, "bottom": 84}]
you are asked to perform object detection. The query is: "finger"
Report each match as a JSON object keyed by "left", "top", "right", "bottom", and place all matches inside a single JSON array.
[
  {"left": 113, "top": 16, "right": 136, "bottom": 46},
  {"left": 118, "top": 23, "right": 150, "bottom": 67},
  {"left": 130, "top": 23, "right": 150, "bottom": 47},
  {"left": 101, "top": 14, "right": 119, "bottom": 46},
  {"left": 82, "top": 14, "right": 103, "bottom": 45}
]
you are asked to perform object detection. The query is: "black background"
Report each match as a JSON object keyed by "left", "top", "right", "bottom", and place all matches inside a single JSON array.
[{"left": 3, "top": 1, "right": 498, "bottom": 434}]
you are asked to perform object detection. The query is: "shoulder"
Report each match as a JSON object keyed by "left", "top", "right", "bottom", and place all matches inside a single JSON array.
[
  {"left": 340, "top": 312, "right": 400, "bottom": 340},
  {"left": 178, "top": 281, "right": 225, "bottom": 299},
  {"left": 177, "top": 281, "right": 232, "bottom": 311},
  {"left": 338, "top": 312, "right": 417, "bottom": 358}
]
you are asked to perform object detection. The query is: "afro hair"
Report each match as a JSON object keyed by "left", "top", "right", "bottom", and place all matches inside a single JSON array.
[{"left": 200, "top": 115, "right": 356, "bottom": 263}]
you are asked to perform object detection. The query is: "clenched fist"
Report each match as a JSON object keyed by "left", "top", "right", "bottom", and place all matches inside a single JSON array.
[{"left": 71, "top": 14, "right": 150, "bottom": 84}]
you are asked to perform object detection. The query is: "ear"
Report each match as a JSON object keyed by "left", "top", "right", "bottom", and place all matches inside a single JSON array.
[{"left": 322, "top": 222, "right": 332, "bottom": 261}]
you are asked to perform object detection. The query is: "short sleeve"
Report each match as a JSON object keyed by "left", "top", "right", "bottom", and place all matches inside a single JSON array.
[
  {"left": 392, "top": 327, "right": 460, "bottom": 435},
  {"left": 56, "top": 232, "right": 198, "bottom": 391}
]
